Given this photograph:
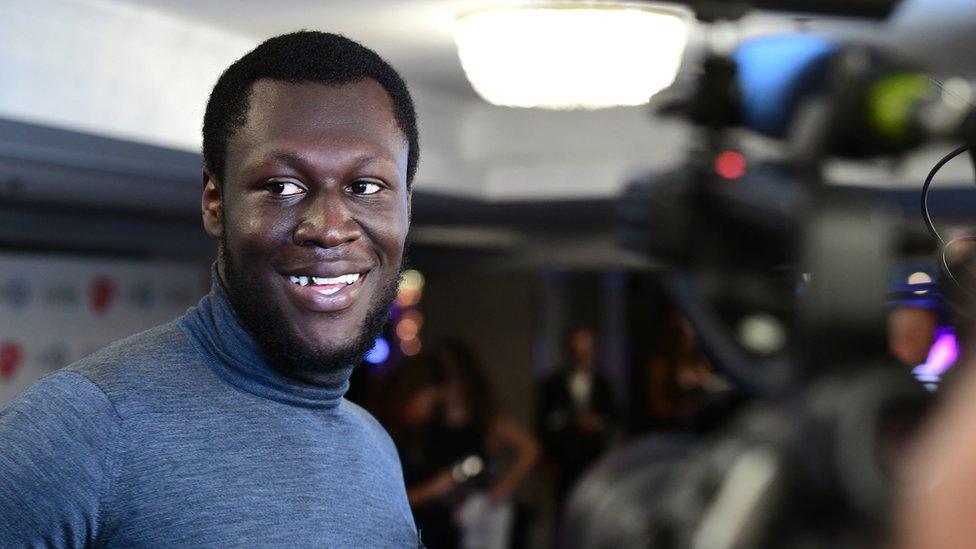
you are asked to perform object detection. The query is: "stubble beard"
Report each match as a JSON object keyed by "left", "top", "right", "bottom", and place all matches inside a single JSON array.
[{"left": 218, "top": 235, "right": 402, "bottom": 385}]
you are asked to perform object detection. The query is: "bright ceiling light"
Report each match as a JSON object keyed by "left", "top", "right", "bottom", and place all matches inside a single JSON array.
[{"left": 453, "top": 3, "right": 691, "bottom": 110}]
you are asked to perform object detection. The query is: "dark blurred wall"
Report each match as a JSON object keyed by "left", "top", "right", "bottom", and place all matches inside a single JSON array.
[{"left": 420, "top": 270, "right": 539, "bottom": 425}]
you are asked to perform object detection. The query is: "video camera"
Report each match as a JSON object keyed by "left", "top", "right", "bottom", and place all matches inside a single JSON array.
[{"left": 561, "top": 0, "right": 976, "bottom": 546}]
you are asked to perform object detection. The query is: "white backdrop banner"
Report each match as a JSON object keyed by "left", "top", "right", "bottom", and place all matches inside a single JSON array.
[{"left": 0, "top": 253, "right": 207, "bottom": 406}]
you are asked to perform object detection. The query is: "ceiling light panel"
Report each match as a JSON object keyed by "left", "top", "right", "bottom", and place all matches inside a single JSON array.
[{"left": 453, "top": 3, "right": 691, "bottom": 109}]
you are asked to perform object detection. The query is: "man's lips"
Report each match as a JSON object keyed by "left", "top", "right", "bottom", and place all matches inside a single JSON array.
[{"left": 281, "top": 269, "right": 368, "bottom": 313}]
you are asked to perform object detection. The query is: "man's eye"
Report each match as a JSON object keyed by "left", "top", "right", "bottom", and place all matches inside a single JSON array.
[
  {"left": 266, "top": 180, "right": 305, "bottom": 197},
  {"left": 348, "top": 180, "right": 382, "bottom": 195}
]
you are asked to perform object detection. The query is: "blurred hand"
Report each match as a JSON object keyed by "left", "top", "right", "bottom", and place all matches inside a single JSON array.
[
  {"left": 406, "top": 468, "right": 458, "bottom": 507},
  {"left": 896, "top": 364, "right": 976, "bottom": 549},
  {"left": 487, "top": 482, "right": 513, "bottom": 504},
  {"left": 577, "top": 412, "right": 606, "bottom": 433}
]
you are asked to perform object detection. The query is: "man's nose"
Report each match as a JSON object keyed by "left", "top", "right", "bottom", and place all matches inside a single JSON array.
[{"left": 292, "top": 194, "right": 362, "bottom": 249}]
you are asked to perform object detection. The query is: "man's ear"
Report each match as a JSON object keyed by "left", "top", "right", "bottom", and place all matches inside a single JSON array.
[{"left": 201, "top": 171, "right": 223, "bottom": 239}]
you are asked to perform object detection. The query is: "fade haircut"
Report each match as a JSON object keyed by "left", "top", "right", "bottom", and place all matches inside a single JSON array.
[{"left": 203, "top": 31, "right": 419, "bottom": 186}]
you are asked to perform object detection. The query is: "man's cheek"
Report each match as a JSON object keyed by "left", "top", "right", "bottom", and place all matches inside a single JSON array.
[
  {"left": 231, "top": 228, "right": 279, "bottom": 261},
  {"left": 363, "top": 220, "right": 408, "bottom": 256}
]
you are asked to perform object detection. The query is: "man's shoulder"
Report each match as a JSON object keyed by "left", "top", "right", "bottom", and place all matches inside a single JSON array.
[
  {"left": 62, "top": 321, "right": 200, "bottom": 409},
  {"left": 2, "top": 369, "right": 119, "bottom": 426},
  {"left": 0, "top": 322, "right": 195, "bottom": 455},
  {"left": 340, "top": 399, "right": 401, "bottom": 460},
  {"left": 341, "top": 398, "right": 390, "bottom": 437},
  {"left": 67, "top": 321, "right": 190, "bottom": 373},
  {"left": 0, "top": 369, "right": 122, "bottom": 546}
]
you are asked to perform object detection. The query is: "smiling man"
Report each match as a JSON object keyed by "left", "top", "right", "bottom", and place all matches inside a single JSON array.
[{"left": 0, "top": 32, "right": 421, "bottom": 547}]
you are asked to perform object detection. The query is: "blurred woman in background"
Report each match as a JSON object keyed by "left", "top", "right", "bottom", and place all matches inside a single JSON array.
[
  {"left": 380, "top": 341, "right": 540, "bottom": 549},
  {"left": 630, "top": 309, "right": 739, "bottom": 435},
  {"left": 378, "top": 353, "right": 456, "bottom": 547}
]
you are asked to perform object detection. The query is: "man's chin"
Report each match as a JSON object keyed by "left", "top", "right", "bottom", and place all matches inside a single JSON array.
[
  {"left": 218, "top": 248, "right": 400, "bottom": 384},
  {"left": 238, "top": 301, "right": 386, "bottom": 384},
  {"left": 270, "top": 345, "right": 366, "bottom": 382}
]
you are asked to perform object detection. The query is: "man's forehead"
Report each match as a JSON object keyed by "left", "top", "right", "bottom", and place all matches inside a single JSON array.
[
  {"left": 245, "top": 78, "right": 395, "bottom": 125},
  {"left": 229, "top": 79, "right": 404, "bottom": 149},
  {"left": 224, "top": 78, "right": 407, "bottom": 169}
]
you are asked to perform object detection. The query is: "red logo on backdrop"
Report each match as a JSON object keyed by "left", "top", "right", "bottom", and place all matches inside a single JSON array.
[
  {"left": 90, "top": 275, "right": 116, "bottom": 314},
  {"left": 0, "top": 341, "right": 23, "bottom": 381}
]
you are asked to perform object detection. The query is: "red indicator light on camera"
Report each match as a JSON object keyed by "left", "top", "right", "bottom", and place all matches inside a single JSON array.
[{"left": 715, "top": 150, "right": 747, "bottom": 180}]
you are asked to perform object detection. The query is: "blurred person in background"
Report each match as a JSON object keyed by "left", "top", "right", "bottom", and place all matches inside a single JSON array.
[
  {"left": 438, "top": 341, "right": 541, "bottom": 549},
  {"left": 383, "top": 342, "right": 540, "bottom": 549},
  {"left": 888, "top": 304, "right": 939, "bottom": 366},
  {"left": 887, "top": 277, "right": 942, "bottom": 369},
  {"left": 537, "top": 327, "right": 619, "bottom": 512},
  {"left": 629, "top": 310, "right": 739, "bottom": 436},
  {"left": 380, "top": 353, "right": 457, "bottom": 548}
]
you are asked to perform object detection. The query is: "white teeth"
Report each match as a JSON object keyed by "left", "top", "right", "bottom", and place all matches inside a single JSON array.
[
  {"left": 307, "top": 273, "right": 360, "bottom": 286},
  {"left": 292, "top": 273, "right": 361, "bottom": 287}
]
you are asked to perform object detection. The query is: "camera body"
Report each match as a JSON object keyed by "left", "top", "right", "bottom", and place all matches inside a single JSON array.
[{"left": 562, "top": 3, "right": 957, "bottom": 547}]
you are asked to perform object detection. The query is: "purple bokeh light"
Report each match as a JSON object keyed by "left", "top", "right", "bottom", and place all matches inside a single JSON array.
[
  {"left": 365, "top": 337, "right": 391, "bottom": 365},
  {"left": 913, "top": 327, "right": 959, "bottom": 383}
]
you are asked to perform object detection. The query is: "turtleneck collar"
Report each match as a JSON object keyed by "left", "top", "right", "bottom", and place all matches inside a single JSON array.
[{"left": 178, "top": 266, "right": 350, "bottom": 409}]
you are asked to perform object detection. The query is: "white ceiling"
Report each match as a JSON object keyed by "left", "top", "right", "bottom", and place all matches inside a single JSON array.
[
  {"left": 116, "top": 0, "right": 490, "bottom": 100},
  {"left": 115, "top": 0, "right": 976, "bottom": 96},
  {"left": 5, "top": 0, "right": 976, "bottom": 200}
]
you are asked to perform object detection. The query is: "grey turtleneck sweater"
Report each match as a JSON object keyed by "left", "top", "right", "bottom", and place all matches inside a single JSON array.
[{"left": 0, "top": 273, "right": 419, "bottom": 547}]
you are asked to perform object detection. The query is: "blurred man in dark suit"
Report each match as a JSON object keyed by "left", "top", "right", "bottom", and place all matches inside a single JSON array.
[{"left": 537, "top": 327, "right": 618, "bottom": 509}]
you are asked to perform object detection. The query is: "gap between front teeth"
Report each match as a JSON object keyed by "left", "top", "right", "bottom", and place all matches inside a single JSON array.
[{"left": 289, "top": 274, "right": 360, "bottom": 287}]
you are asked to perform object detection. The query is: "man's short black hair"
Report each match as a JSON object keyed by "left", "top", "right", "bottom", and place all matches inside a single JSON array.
[{"left": 203, "top": 31, "right": 419, "bottom": 186}]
